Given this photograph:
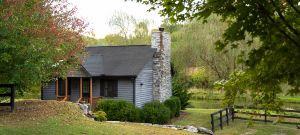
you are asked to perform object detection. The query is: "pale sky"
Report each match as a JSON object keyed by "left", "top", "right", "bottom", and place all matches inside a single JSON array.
[{"left": 68, "top": 0, "right": 163, "bottom": 38}]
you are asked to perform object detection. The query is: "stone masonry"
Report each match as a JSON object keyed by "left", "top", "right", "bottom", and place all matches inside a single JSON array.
[{"left": 151, "top": 30, "right": 172, "bottom": 102}]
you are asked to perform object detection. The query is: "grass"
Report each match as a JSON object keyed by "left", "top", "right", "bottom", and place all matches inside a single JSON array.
[
  {"left": 0, "top": 100, "right": 194, "bottom": 135},
  {"left": 171, "top": 108, "right": 300, "bottom": 135},
  {"left": 189, "top": 88, "right": 300, "bottom": 110},
  {"left": 190, "top": 88, "right": 300, "bottom": 102},
  {"left": 189, "top": 99, "right": 224, "bottom": 109},
  {"left": 279, "top": 95, "right": 300, "bottom": 103},
  {"left": 185, "top": 88, "right": 300, "bottom": 134},
  {"left": 171, "top": 108, "right": 217, "bottom": 128}
]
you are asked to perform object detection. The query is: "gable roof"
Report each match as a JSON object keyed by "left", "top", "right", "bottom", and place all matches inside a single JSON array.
[
  {"left": 70, "top": 45, "right": 156, "bottom": 77},
  {"left": 67, "top": 65, "right": 90, "bottom": 77}
]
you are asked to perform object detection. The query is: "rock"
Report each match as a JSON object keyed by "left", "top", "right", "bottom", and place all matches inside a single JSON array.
[
  {"left": 176, "top": 125, "right": 184, "bottom": 130},
  {"left": 197, "top": 127, "right": 214, "bottom": 135},
  {"left": 104, "top": 121, "right": 212, "bottom": 134},
  {"left": 106, "top": 121, "right": 121, "bottom": 123},
  {"left": 142, "top": 123, "right": 153, "bottom": 126},
  {"left": 171, "top": 127, "right": 178, "bottom": 130},
  {"left": 183, "top": 125, "right": 199, "bottom": 133}
]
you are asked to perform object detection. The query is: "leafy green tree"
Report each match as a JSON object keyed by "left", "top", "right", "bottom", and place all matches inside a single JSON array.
[
  {"left": 135, "top": 0, "right": 300, "bottom": 109},
  {"left": 172, "top": 75, "right": 192, "bottom": 110},
  {"left": 109, "top": 11, "right": 136, "bottom": 42},
  {"left": 168, "top": 16, "right": 254, "bottom": 87},
  {"left": 84, "top": 36, "right": 107, "bottom": 46},
  {"left": 131, "top": 20, "right": 151, "bottom": 44},
  {"left": 107, "top": 11, "right": 151, "bottom": 45},
  {"left": 104, "top": 34, "right": 127, "bottom": 45},
  {"left": 160, "top": 19, "right": 182, "bottom": 34},
  {"left": 0, "top": 0, "right": 88, "bottom": 93},
  {"left": 134, "top": 20, "right": 149, "bottom": 39}
]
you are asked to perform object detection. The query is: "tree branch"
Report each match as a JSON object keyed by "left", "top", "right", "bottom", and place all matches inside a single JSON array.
[
  {"left": 198, "top": 54, "right": 222, "bottom": 79},
  {"left": 266, "top": 15, "right": 299, "bottom": 47},
  {"left": 270, "top": 0, "right": 299, "bottom": 36},
  {"left": 286, "top": 0, "right": 300, "bottom": 15},
  {"left": 256, "top": 2, "right": 300, "bottom": 47}
]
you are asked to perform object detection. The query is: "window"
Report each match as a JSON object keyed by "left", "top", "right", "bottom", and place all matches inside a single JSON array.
[
  {"left": 82, "top": 78, "right": 90, "bottom": 97},
  {"left": 100, "top": 79, "right": 118, "bottom": 97},
  {"left": 58, "top": 78, "right": 71, "bottom": 96}
]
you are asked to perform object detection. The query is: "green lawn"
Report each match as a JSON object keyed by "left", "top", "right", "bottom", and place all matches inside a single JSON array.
[
  {"left": 189, "top": 88, "right": 300, "bottom": 110},
  {"left": 0, "top": 100, "right": 194, "bottom": 135},
  {"left": 279, "top": 95, "right": 300, "bottom": 103},
  {"left": 171, "top": 108, "right": 300, "bottom": 135},
  {"left": 171, "top": 108, "right": 217, "bottom": 128}
]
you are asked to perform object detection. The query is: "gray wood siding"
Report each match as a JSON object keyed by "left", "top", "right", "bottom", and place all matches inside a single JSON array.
[
  {"left": 42, "top": 78, "right": 136, "bottom": 105},
  {"left": 117, "top": 79, "right": 134, "bottom": 103},
  {"left": 42, "top": 81, "right": 56, "bottom": 100},
  {"left": 135, "top": 60, "right": 153, "bottom": 108},
  {"left": 70, "top": 78, "right": 80, "bottom": 102}
]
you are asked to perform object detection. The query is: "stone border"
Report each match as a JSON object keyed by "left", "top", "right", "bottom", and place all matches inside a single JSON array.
[{"left": 105, "top": 121, "right": 214, "bottom": 135}]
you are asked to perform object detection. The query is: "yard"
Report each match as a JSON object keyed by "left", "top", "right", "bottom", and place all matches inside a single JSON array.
[
  {"left": 171, "top": 108, "right": 300, "bottom": 135},
  {"left": 1, "top": 88, "right": 300, "bottom": 135},
  {"left": 0, "top": 100, "right": 193, "bottom": 135},
  {"left": 169, "top": 88, "right": 300, "bottom": 135}
]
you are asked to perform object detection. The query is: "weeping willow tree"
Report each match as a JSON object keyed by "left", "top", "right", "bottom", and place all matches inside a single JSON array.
[
  {"left": 169, "top": 15, "right": 255, "bottom": 86},
  {"left": 165, "top": 15, "right": 257, "bottom": 109}
]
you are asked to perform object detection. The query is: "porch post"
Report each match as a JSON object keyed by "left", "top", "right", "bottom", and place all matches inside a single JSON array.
[
  {"left": 89, "top": 78, "right": 93, "bottom": 110},
  {"left": 64, "top": 78, "right": 68, "bottom": 101},
  {"left": 55, "top": 79, "right": 58, "bottom": 99},
  {"left": 79, "top": 77, "right": 82, "bottom": 102}
]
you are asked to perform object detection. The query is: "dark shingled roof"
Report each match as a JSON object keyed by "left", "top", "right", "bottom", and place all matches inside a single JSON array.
[{"left": 76, "top": 45, "right": 156, "bottom": 77}]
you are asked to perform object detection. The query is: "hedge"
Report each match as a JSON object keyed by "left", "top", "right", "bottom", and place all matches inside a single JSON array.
[
  {"left": 143, "top": 101, "right": 171, "bottom": 124},
  {"left": 96, "top": 99, "right": 143, "bottom": 122},
  {"left": 164, "top": 96, "right": 181, "bottom": 118}
]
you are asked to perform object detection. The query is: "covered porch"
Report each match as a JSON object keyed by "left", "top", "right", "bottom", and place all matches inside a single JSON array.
[{"left": 55, "top": 77, "right": 101, "bottom": 109}]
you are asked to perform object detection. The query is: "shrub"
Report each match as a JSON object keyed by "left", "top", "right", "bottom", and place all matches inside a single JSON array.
[
  {"left": 93, "top": 111, "right": 107, "bottom": 121},
  {"left": 143, "top": 101, "right": 171, "bottom": 124},
  {"left": 172, "top": 76, "right": 192, "bottom": 110},
  {"left": 191, "top": 67, "right": 210, "bottom": 88},
  {"left": 96, "top": 99, "right": 143, "bottom": 122},
  {"left": 127, "top": 107, "right": 144, "bottom": 122},
  {"left": 172, "top": 96, "right": 181, "bottom": 117},
  {"left": 164, "top": 97, "right": 181, "bottom": 118}
]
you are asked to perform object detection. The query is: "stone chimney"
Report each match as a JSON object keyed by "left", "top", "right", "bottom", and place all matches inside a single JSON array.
[{"left": 151, "top": 28, "right": 172, "bottom": 102}]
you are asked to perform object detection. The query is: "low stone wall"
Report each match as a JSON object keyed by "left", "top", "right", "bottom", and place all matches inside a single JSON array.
[{"left": 105, "top": 121, "right": 214, "bottom": 135}]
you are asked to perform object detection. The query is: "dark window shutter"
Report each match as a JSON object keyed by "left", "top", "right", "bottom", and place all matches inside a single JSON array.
[
  {"left": 107, "top": 80, "right": 113, "bottom": 97},
  {"left": 100, "top": 80, "right": 104, "bottom": 96},
  {"left": 67, "top": 78, "right": 72, "bottom": 95},
  {"left": 113, "top": 80, "right": 118, "bottom": 97}
]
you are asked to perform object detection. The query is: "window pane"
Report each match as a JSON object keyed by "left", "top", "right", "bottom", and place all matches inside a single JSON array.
[
  {"left": 82, "top": 78, "right": 90, "bottom": 97},
  {"left": 100, "top": 79, "right": 118, "bottom": 97}
]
